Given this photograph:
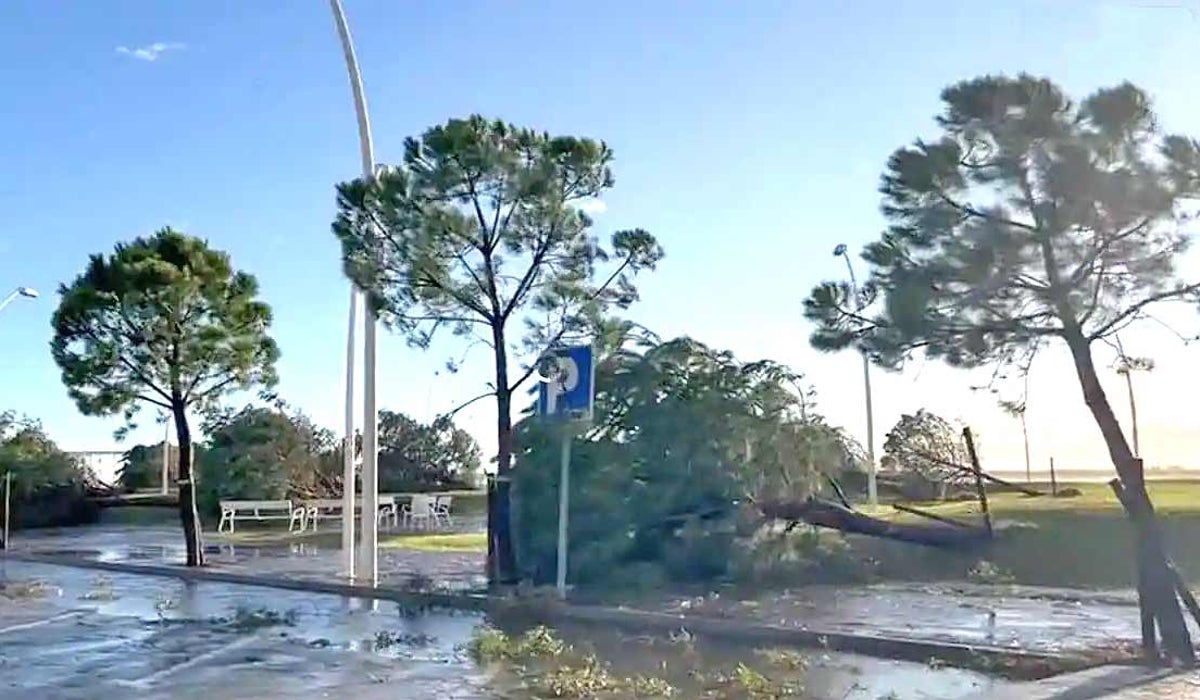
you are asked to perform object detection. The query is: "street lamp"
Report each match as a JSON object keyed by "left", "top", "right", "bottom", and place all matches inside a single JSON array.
[
  {"left": 833, "top": 245, "right": 878, "bottom": 505},
  {"left": 0, "top": 286, "right": 38, "bottom": 314},
  {"left": 329, "top": 0, "right": 380, "bottom": 586}
]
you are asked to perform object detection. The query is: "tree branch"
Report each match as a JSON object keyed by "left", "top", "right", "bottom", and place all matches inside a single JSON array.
[
  {"left": 1087, "top": 283, "right": 1200, "bottom": 340},
  {"left": 79, "top": 324, "right": 175, "bottom": 405},
  {"left": 362, "top": 198, "right": 496, "bottom": 322},
  {"left": 441, "top": 390, "right": 497, "bottom": 418},
  {"left": 938, "top": 192, "right": 1037, "bottom": 232}
]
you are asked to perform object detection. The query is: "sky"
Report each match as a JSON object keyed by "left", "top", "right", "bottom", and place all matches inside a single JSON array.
[{"left": 3, "top": 0, "right": 1200, "bottom": 478}]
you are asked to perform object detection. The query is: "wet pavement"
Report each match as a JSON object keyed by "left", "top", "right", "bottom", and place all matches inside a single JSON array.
[
  {"left": 10, "top": 525, "right": 1153, "bottom": 662},
  {"left": 0, "top": 561, "right": 1018, "bottom": 699},
  {"left": 656, "top": 582, "right": 1145, "bottom": 658},
  {"left": 9, "top": 522, "right": 487, "bottom": 592}
]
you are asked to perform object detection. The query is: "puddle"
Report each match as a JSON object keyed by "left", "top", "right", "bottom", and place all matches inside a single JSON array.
[{"left": 0, "top": 562, "right": 1019, "bottom": 699}]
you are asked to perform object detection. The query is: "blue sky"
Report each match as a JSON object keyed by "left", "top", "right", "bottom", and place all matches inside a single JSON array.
[{"left": 3, "top": 1, "right": 1200, "bottom": 475}]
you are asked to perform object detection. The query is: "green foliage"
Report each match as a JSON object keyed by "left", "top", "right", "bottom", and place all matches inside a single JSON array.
[
  {"left": 804, "top": 75, "right": 1200, "bottom": 374},
  {"left": 0, "top": 412, "right": 99, "bottom": 529},
  {"left": 0, "top": 412, "right": 84, "bottom": 493},
  {"left": 732, "top": 527, "right": 876, "bottom": 586},
  {"left": 882, "top": 409, "right": 971, "bottom": 500},
  {"left": 512, "top": 328, "right": 862, "bottom": 586},
  {"left": 51, "top": 228, "right": 279, "bottom": 433},
  {"left": 196, "top": 405, "right": 339, "bottom": 514},
  {"left": 377, "top": 410, "right": 481, "bottom": 491},
  {"left": 333, "top": 115, "right": 663, "bottom": 353},
  {"left": 117, "top": 441, "right": 176, "bottom": 492},
  {"left": 332, "top": 115, "right": 663, "bottom": 496}
]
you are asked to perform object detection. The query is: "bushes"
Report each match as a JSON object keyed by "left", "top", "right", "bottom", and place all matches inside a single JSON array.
[{"left": 0, "top": 411, "right": 99, "bottom": 530}]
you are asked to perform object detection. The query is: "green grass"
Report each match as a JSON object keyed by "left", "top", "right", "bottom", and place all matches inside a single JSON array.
[
  {"left": 381, "top": 532, "right": 486, "bottom": 552},
  {"left": 207, "top": 528, "right": 486, "bottom": 554},
  {"left": 846, "top": 480, "right": 1200, "bottom": 589}
]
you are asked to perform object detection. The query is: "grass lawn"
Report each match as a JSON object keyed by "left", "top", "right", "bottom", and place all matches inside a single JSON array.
[
  {"left": 380, "top": 532, "right": 486, "bottom": 553},
  {"left": 847, "top": 480, "right": 1200, "bottom": 589},
  {"left": 207, "top": 528, "right": 486, "bottom": 553}
]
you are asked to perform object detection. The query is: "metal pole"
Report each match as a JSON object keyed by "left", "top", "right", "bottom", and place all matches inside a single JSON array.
[
  {"left": 360, "top": 317, "right": 379, "bottom": 584},
  {"left": 556, "top": 428, "right": 572, "bottom": 600},
  {"left": 161, "top": 415, "right": 171, "bottom": 496},
  {"left": 0, "top": 290, "right": 18, "bottom": 314},
  {"left": 862, "top": 354, "right": 877, "bottom": 505},
  {"left": 1021, "top": 412, "right": 1032, "bottom": 484},
  {"left": 2, "top": 472, "right": 10, "bottom": 550},
  {"left": 838, "top": 248, "right": 878, "bottom": 506},
  {"left": 342, "top": 291, "right": 357, "bottom": 580},
  {"left": 329, "top": 0, "right": 379, "bottom": 586},
  {"left": 1125, "top": 372, "right": 1141, "bottom": 458}
]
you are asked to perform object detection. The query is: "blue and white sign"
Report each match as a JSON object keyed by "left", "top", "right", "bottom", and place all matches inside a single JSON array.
[{"left": 536, "top": 345, "right": 594, "bottom": 422}]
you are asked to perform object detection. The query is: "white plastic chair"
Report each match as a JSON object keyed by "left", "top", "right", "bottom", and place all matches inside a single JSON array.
[
  {"left": 403, "top": 494, "right": 435, "bottom": 530},
  {"left": 433, "top": 495, "right": 453, "bottom": 528}
]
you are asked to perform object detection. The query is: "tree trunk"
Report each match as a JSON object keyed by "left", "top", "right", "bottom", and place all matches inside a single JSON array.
[
  {"left": 171, "top": 402, "right": 205, "bottom": 567},
  {"left": 489, "top": 325, "right": 518, "bottom": 585},
  {"left": 1065, "top": 330, "right": 1192, "bottom": 664},
  {"left": 759, "top": 497, "right": 990, "bottom": 547}
]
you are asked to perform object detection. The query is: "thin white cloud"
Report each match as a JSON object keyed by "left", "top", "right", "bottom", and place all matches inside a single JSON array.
[
  {"left": 575, "top": 198, "right": 608, "bottom": 216},
  {"left": 116, "top": 42, "right": 186, "bottom": 62}
]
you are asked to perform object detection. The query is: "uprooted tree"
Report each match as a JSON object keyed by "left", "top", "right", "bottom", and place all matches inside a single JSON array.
[
  {"left": 196, "top": 405, "right": 341, "bottom": 516},
  {"left": 882, "top": 409, "right": 972, "bottom": 500},
  {"left": 805, "top": 75, "right": 1200, "bottom": 663},
  {"left": 332, "top": 116, "right": 663, "bottom": 584},
  {"left": 51, "top": 229, "right": 280, "bottom": 566},
  {"left": 377, "top": 410, "right": 482, "bottom": 492},
  {"left": 511, "top": 322, "right": 867, "bottom": 585}
]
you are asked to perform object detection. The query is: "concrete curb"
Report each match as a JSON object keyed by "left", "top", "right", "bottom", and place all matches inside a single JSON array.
[{"left": 4, "top": 551, "right": 1127, "bottom": 679}]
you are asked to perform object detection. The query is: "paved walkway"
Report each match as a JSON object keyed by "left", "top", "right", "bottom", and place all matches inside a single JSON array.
[
  {"left": 8, "top": 521, "right": 487, "bottom": 592},
  {"left": 975, "top": 666, "right": 1200, "bottom": 699}
]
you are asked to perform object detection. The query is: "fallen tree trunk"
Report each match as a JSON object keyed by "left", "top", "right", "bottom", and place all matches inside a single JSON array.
[
  {"left": 758, "top": 497, "right": 991, "bottom": 549},
  {"left": 891, "top": 503, "right": 976, "bottom": 529}
]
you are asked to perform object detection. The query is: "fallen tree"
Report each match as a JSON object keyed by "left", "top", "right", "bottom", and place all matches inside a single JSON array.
[{"left": 756, "top": 496, "right": 991, "bottom": 548}]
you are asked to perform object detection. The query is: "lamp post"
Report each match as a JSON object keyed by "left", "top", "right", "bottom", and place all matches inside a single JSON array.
[
  {"left": 329, "top": 0, "right": 379, "bottom": 586},
  {"left": 161, "top": 412, "right": 172, "bottom": 496},
  {"left": 833, "top": 245, "right": 877, "bottom": 505},
  {"left": 0, "top": 287, "right": 38, "bottom": 314}
]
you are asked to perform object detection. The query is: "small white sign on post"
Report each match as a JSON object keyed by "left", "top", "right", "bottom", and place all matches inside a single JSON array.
[{"left": 535, "top": 345, "right": 594, "bottom": 600}]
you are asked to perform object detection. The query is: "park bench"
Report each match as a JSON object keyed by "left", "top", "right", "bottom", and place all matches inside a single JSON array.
[
  {"left": 216, "top": 499, "right": 305, "bottom": 534},
  {"left": 302, "top": 495, "right": 397, "bottom": 532}
]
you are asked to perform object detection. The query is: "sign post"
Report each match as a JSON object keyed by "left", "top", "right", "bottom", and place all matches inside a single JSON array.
[
  {"left": 536, "top": 345, "right": 594, "bottom": 600},
  {"left": 2, "top": 471, "right": 10, "bottom": 551}
]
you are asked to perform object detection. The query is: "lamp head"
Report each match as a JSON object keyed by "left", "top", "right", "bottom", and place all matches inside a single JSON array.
[
  {"left": 17, "top": 287, "right": 38, "bottom": 299},
  {"left": 832, "top": 244, "right": 847, "bottom": 257}
]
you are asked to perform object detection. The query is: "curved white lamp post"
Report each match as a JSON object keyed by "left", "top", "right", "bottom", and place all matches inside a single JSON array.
[
  {"left": 833, "top": 245, "right": 877, "bottom": 506},
  {"left": 0, "top": 287, "right": 38, "bottom": 314},
  {"left": 329, "top": 0, "right": 379, "bottom": 586}
]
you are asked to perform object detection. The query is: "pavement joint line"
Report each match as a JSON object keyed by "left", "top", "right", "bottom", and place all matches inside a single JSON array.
[{"left": 0, "top": 610, "right": 85, "bottom": 635}]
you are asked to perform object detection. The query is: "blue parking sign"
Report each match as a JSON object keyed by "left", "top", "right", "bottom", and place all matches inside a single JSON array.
[{"left": 537, "top": 345, "right": 594, "bottom": 422}]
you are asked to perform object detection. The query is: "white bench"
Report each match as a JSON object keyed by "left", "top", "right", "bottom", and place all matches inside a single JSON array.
[
  {"left": 303, "top": 495, "right": 397, "bottom": 532},
  {"left": 217, "top": 499, "right": 305, "bottom": 534}
]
